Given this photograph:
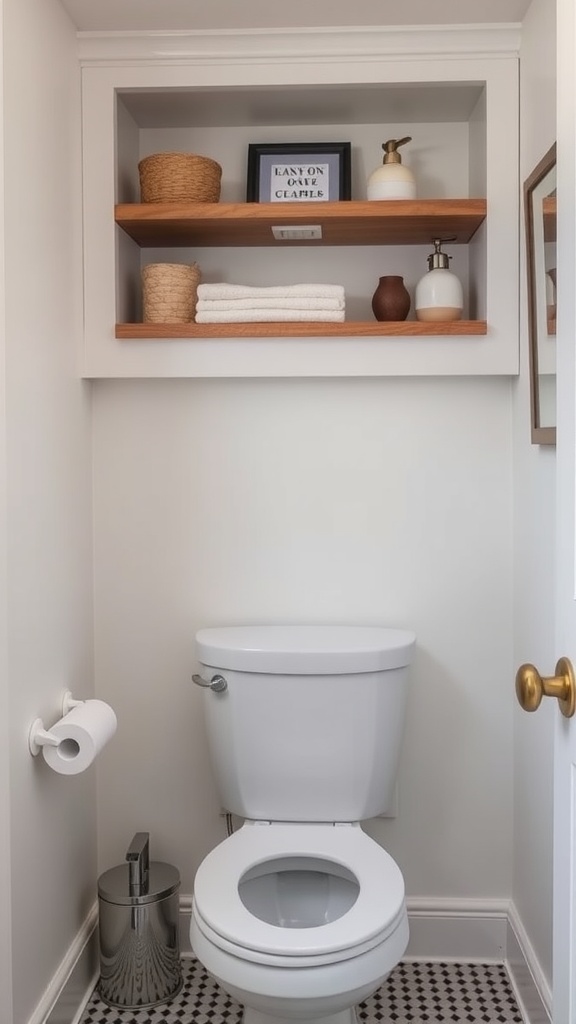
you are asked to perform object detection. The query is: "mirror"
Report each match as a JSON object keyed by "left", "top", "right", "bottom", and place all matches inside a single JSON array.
[{"left": 524, "top": 143, "right": 557, "bottom": 445}]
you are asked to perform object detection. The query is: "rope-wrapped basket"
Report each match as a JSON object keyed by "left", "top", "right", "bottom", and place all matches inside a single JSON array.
[
  {"left": 142, "top": 263, "right": 201, "bottom": 323},
  {"left": 139, "top": 152, "right": 222, "bottom": 203}
]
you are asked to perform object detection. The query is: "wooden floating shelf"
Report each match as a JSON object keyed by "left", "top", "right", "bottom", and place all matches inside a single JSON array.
[
  {"left": 115, "top": 199, "right": 487, "bottom": 248},
  {"left": 116, "top": 321, "right": 488, "bottom": 339}
]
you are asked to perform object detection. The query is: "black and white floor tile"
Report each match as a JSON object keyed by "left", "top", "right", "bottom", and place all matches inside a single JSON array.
[{"left": 80, "top": 956, "right": 525, "bottom": 1024}]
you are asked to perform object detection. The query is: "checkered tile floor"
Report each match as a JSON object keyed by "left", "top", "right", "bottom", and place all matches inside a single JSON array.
[{"left": 80, "top": 956, "right": 525, "bottom": 1023}]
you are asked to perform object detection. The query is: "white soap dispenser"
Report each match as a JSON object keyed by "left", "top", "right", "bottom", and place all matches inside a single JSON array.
[
  {"left": 367, "top": 137, "right": 416, "bottom": 200},
  {"left": 415, "top": 237, "right": 464, "bottom": 322}
]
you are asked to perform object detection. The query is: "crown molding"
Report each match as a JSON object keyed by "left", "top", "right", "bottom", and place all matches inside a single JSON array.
[{"left": 77, "top": 24, "right": 521, "bottom": 65}]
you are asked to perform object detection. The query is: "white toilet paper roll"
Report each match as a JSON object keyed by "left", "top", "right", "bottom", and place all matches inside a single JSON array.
[{"left": 42, "top": 700, "right": 117, "bottom": 776}]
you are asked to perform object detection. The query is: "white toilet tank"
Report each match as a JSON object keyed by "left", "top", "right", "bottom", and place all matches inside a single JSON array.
[{"left": 195, "top": 625, "right": 416, "bottom": 823}]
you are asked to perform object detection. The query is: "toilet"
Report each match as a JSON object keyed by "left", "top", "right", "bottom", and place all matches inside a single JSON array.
[{"left": 190, "top": 625, "right": 416, "bottom": 1024}]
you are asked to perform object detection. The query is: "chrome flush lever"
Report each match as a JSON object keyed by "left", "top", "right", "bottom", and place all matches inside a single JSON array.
[{"left": 192, "top": 673, "right": 228, "bottom": 693}]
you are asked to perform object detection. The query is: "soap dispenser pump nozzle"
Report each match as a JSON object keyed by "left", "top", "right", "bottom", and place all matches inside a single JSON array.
[
  {"left": 427, "top": 237, "right": 455, "bottom": 271},
  {"left": 381, "top": 137, "right": 412, "bottom": 164}
]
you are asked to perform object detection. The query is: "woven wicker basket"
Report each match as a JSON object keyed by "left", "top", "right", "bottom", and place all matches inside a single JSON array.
[
  {"left": 139, "top": 152, "right": 222, "bottom": 203},
  {"left": 142, "top": 263, "right": 200, "bottom": 323}
]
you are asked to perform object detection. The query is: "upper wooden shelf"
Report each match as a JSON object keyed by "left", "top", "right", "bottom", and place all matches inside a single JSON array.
[{"left": 115, "top": 198, "right": 487, "bottom": 248}]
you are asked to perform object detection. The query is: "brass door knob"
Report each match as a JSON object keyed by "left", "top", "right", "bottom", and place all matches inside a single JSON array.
[{"left": 515, "top": 657, "right": 576, "bottom": 718}]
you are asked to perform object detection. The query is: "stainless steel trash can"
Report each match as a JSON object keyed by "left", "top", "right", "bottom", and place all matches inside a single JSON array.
[{"left": 98, "top": 832, "right": 183, "bottom": 1009}]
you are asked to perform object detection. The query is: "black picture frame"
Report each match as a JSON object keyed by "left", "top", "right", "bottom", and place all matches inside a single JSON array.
[{"left": 246, "top": 142, "right": 351, "bottom": 203}]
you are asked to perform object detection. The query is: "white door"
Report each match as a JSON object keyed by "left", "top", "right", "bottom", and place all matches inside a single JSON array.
[{"left": 553, "top": 0, "right": 576, "bottom": 1018}]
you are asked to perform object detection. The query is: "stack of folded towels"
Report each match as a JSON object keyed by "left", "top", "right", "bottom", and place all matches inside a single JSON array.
[{"left": 195, "top": 283, "right": 345, "bottom": 323}]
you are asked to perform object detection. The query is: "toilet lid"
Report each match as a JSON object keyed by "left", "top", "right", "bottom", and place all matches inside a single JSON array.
[{"left": 193, "top": 823, "right": 405, "bottom": 958}]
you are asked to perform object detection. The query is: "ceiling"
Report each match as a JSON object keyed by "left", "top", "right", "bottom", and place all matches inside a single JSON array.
[{"left": 59, "top": 0, "right": 532, "bottom": 33}]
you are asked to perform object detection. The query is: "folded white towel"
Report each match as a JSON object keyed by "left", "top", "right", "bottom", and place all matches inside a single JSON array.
[
  {"left": 195, "top": 308, "right": 346, "bottom": 323},
  {"left": 197, "top": 283, "right": 345, "bottom": 302},
  {"left": 196, "top": 297, "right": 344, "bottom": 312}
]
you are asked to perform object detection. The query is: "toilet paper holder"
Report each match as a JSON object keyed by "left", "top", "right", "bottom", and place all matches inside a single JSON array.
[{"left": 28, "top": 691, "right": 86, "bottom": 756}]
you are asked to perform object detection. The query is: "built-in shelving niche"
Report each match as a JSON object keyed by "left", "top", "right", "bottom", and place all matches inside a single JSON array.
[{"left": 80, "top": 47, "right": 518, "bottom": 376}]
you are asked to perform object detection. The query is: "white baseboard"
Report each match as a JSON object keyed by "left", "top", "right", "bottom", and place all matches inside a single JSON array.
[
  {"left": 506, "top": 903, "right": 552, "bottom": 1024},
  {"left": 28, "top": 902, "right": 99, "bottom": 1024},
  {"left": 35, "top": 895, "right": 550, "bottom": 1024},
  {"left": 405, "top": 897, "right": 509, "bottom": 962}
]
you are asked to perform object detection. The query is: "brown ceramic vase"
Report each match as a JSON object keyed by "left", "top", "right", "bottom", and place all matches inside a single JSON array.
[{"left": 371, "top": 275, "right": 411, "bottom": 321}]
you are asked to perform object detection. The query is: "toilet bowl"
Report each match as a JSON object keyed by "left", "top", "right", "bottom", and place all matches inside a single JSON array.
[
  {"left": 190, "top": 625, "right": 416, "bottom": 1024},
  {"left": 191, "top": 822, "right": 409, "bottom": 1024}
]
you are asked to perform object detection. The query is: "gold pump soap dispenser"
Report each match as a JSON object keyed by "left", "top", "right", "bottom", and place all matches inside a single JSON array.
[
  {"left": 415, "top": 237, "right": 464, "bottom": 322},
  {"left": 367, "top": 137, "right": 416, "bottom": 200}
]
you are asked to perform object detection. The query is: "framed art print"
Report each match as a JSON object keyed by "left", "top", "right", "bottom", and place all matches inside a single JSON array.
[{"left": 246, "top": 142, "right": 352, "bottom": 203}]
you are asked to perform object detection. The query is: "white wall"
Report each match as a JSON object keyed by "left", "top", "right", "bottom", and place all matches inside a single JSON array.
[
  {"left": 2, "top": 0, "right": 96, "bottom": 1020},
  {"left": 512, "top": 0, "right": 557, "bottom": 990},
  {"left": 0, "top": 0, "right": 13, "bottom": 1014},
  {"left": 93, "top": 375, "right": 514, "bottom": 900}
]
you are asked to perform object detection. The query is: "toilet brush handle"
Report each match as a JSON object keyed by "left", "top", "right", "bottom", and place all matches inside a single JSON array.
[{"left": 192, "top": 673, "right": 228, "bottom": 694}]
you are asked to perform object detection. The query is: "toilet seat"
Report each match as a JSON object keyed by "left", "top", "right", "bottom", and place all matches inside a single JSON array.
[{"left": 193, "top": 822, "right": 406, "bottom": 961}]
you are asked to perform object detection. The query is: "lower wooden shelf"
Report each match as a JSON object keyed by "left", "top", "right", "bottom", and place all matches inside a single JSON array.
[{"left": 115, "top": 320, "right": 487, "bottom": 339}]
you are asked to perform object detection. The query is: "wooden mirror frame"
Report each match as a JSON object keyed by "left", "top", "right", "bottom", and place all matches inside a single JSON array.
[{"left": 524, "top": 143, "right": 557, "bottom": 445}]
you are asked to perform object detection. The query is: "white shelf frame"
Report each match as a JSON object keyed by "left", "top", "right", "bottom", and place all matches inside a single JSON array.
[{"left": 79, "top": 28, "right": 519, "bottom": 379}]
